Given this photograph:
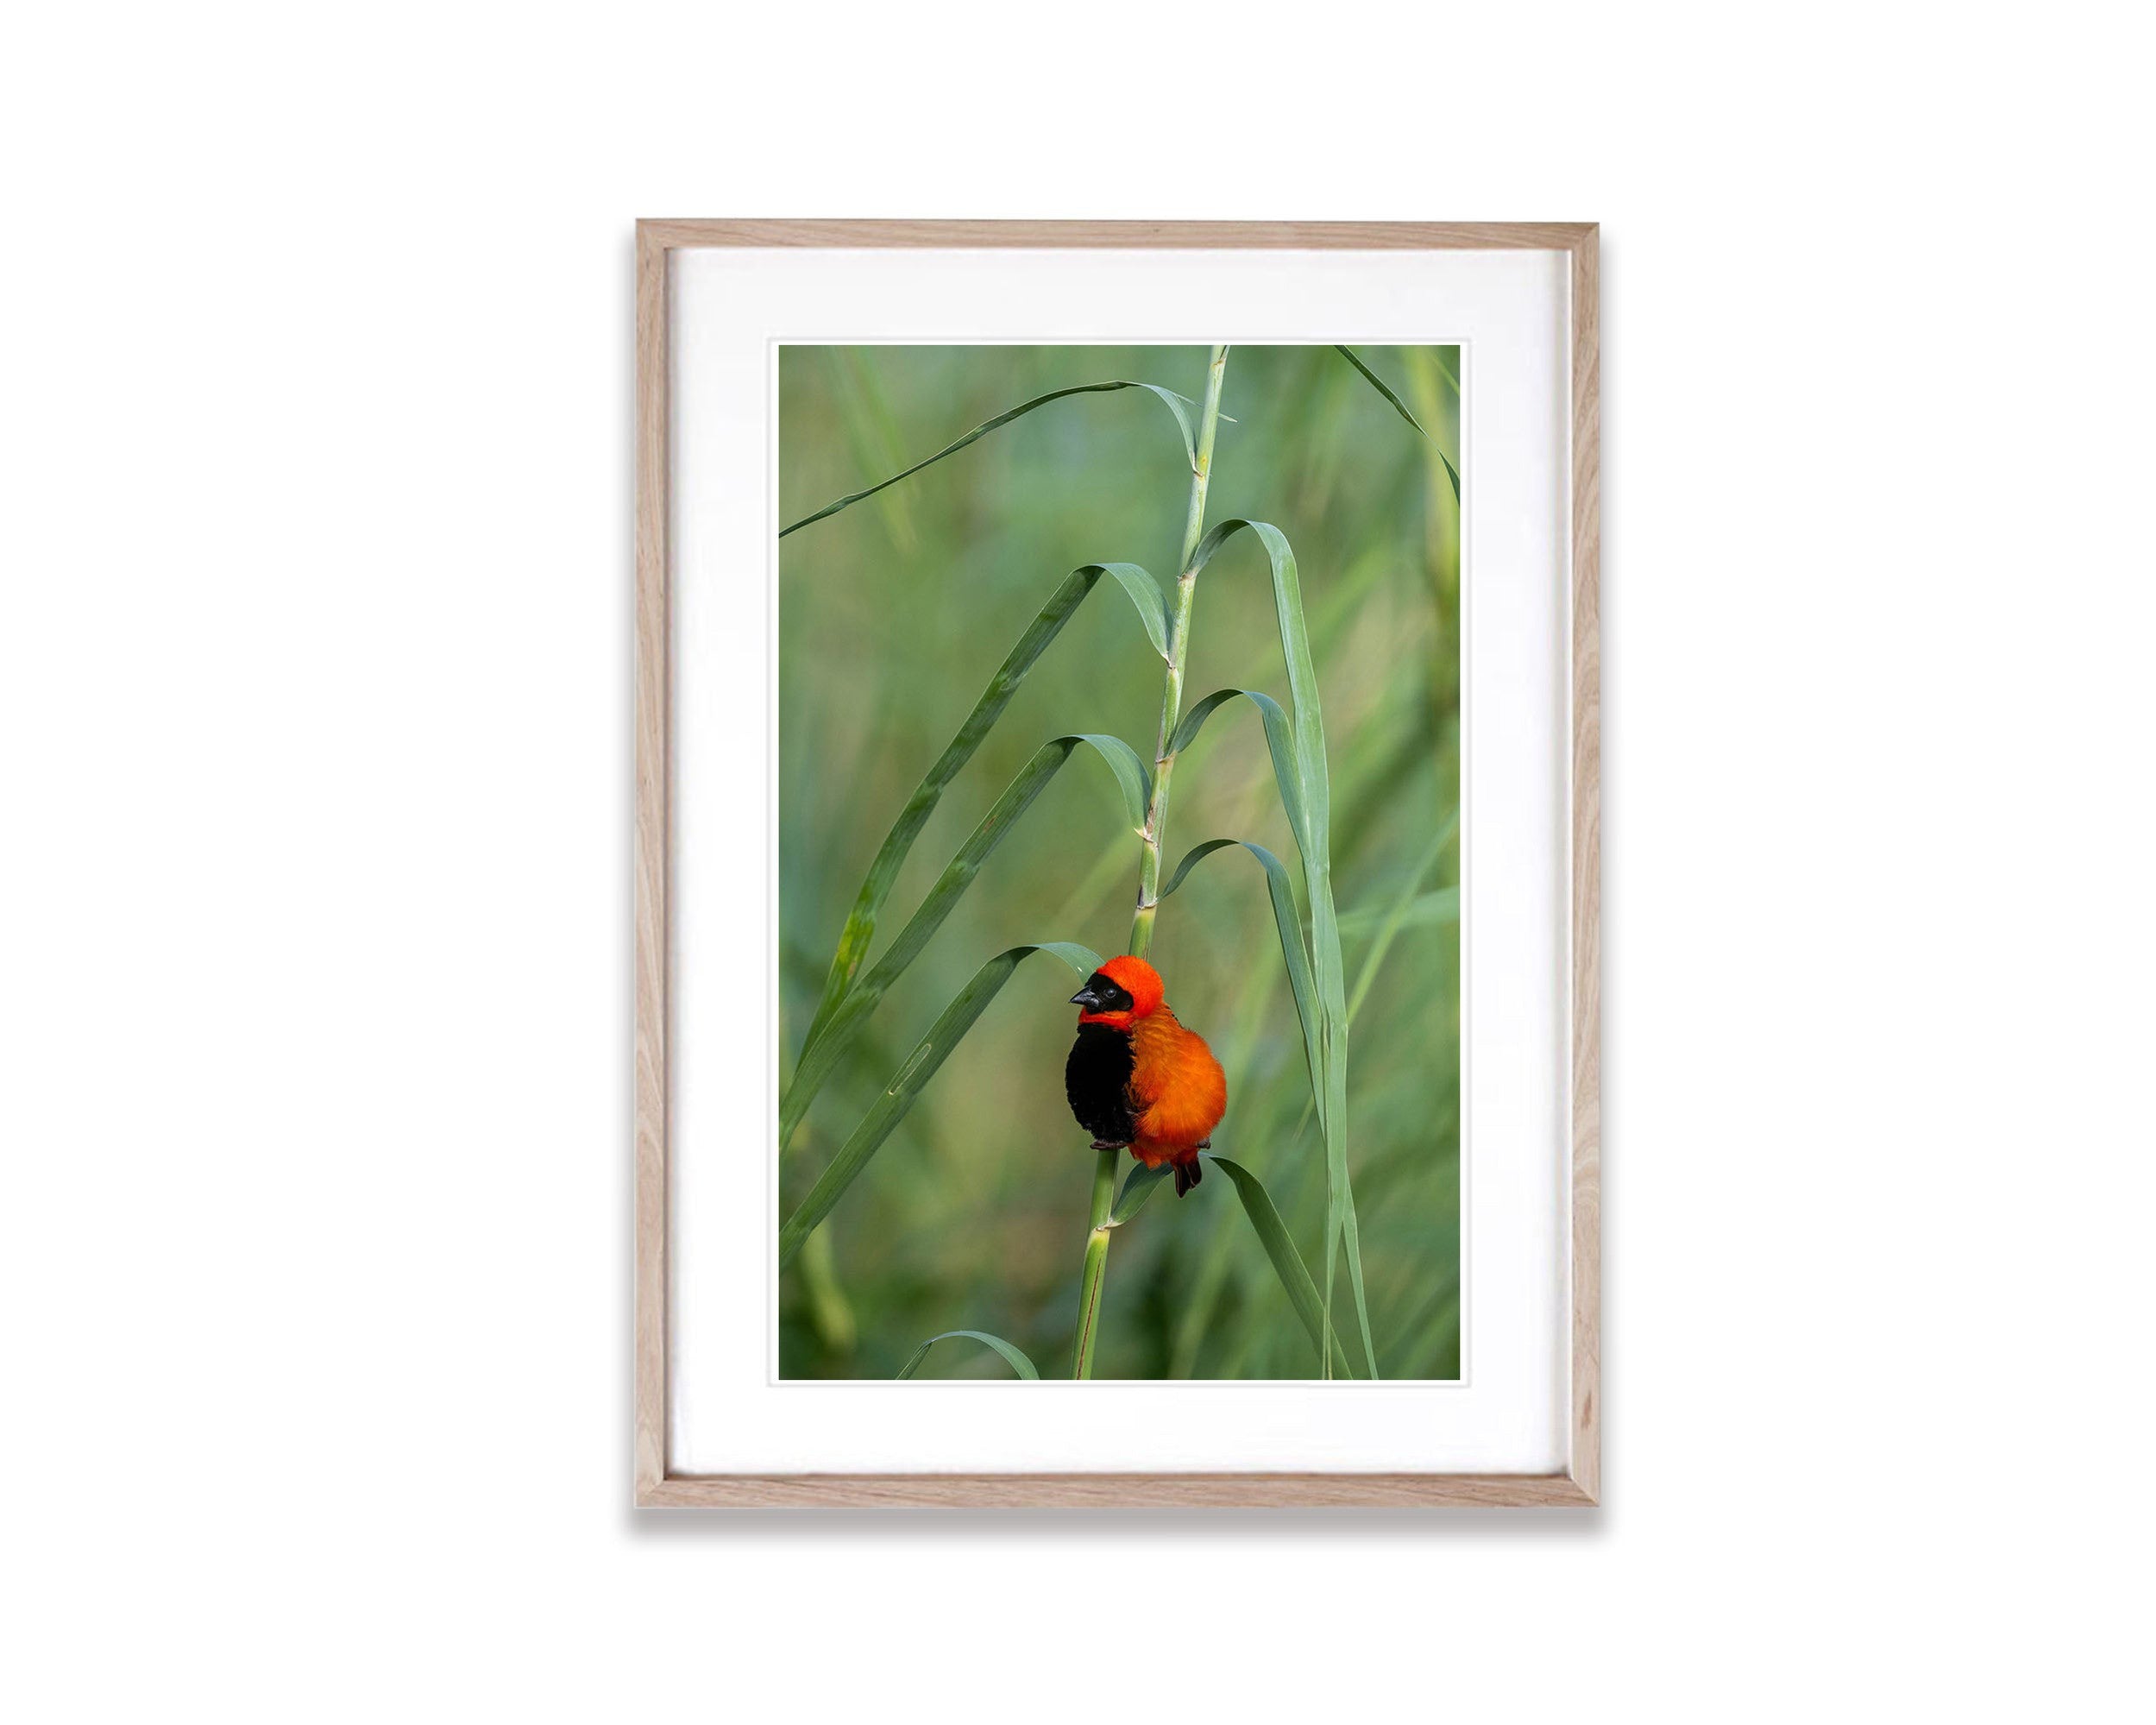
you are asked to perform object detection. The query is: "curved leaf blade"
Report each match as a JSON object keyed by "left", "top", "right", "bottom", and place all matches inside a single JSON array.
[
  {"left": 1107, "top": 1162, "right": 1172, "bottom": 1228},
  {"left": 896, "top": 1329, "right": 1040, "bottom": 1381},
  {"left": 781, "top": 381, "right": 1198, "bottom": 537},
  {"left": 1332, "top": 345, "right": 1461, "bottom": 502},
  {"left": 1203, "top": 1155, "right": 1359, "bottom": 1378},
  {"left": 792, "top": 563, "right": 1166, "bottom": 1077},
  {"left": 1094, "top": 563, "right": 1172, "bottom": 660},
  {"left": 782, "top": 734, "right": 1149, "bottom": 1146},
  {"left": 1065, "top": 732, "right": 1153, "bottom": 834},
  {"left": 778, "top": 941, "right": 1100, "bottom": 1267},
  {"left": 1184, "top": 519, "right": 1374, "bottom": 1377},
  {"left": 1187, "top": 522, "right": 1331, "bottom": 872}
]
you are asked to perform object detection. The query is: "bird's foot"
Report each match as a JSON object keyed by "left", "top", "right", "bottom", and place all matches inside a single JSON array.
[{"left": 1090, "top": 1139, "right": 1128, "bottom": 1153}]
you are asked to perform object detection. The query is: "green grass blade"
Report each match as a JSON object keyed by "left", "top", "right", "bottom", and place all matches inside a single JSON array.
[
  {"left": 793, "top": 563, "right": 1166, "bottom": 1074},
  {"left": 1332, "top": 1141, "right": 1376, "bottom": 1378},
  {"left": 1066, "top": 733, "right": 1153, "bottom": 831},
  {"left": 781, "top": 734, "right": 1149, "bottom": 1146},
  {"left": 1107, "top": 1162, "right": 1172, "bottom": 1228},
  {"left": 1160, "top": 839, "right": 1323, "bottom": 1125},
  {"left": 1203, "top": 1155, "right": 1359, "bottom": 1378},
  {"left": 1332, "top": 346, "right": 1461, "bottom": 502},
  {"left": 780, "top": 382, "right": 1198, "bottom": 537},
  {"left": 1089, "top": 563, "right": 1173, "bottom": 661},
  {"left": 1185, "top": 522, "right": 1329, "bottom": 864},
  {"left": 896, "top": 1329, "right": 1040, "bottom": 1380},
  {"left": 778, "top": 941, "right": 1100, "bottom": 1267},
  {"left": 1184, "top": 519, "right": 1374, "bottom": 1377}
]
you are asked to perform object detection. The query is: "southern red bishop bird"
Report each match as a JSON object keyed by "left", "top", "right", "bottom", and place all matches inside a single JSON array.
[{"left": 1065, "top": 954, "right": 1228, "bottom": 1196}]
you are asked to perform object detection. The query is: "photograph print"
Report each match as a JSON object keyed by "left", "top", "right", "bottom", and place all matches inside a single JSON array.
[{"left": 775, "top": 343, "right": 1462, "bottom": 1382}]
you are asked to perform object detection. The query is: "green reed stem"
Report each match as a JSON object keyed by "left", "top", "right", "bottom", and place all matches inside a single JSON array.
[
  {"left": 1070, "top": 1149, "right": 1117, "bottom": 1378},
  {"left": 1128, "top": 344, "right": 1228, "bottom": 960},
  {"left": 1072, "top": 347, "right": 1229, "bottom": 1379}
]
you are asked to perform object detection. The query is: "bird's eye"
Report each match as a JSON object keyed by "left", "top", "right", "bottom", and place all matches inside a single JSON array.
[{"left": 1080, "top": 973, "right": 1135, "bottom": 1012}]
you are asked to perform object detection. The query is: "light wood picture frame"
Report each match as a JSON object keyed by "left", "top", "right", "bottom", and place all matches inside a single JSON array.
[{"left": 636, "top": 220, "right": 1599, "bottom": 1507}]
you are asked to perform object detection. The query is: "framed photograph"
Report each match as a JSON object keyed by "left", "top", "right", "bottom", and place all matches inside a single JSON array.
[{"left": 636, "top": 221, "right": 1599, "bottom": 1505}]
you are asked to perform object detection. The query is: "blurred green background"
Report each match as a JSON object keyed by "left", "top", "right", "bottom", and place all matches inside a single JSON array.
[{"left": 777, "top": 344, "right": 1460, "bottom": 1379}]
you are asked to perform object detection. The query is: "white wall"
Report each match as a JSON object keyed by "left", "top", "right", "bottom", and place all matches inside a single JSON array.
[{"left": 4, "top": 4, "right": 2147, "bottom": 1719}]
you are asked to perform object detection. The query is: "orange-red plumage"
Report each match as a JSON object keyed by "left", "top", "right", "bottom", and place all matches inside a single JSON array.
[{"left": 1065, "top": 955, "right": 1227, "bottom": 1196}]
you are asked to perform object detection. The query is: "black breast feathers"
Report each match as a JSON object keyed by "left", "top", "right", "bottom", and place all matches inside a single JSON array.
[{"left": 1065, "top": 1023, "right": 1137, "bottom": 1146}]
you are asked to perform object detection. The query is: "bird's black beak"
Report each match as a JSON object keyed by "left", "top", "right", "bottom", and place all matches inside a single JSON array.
[{"left": 1070, "top": 985, "right": 1103, "bottom": 1009}]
